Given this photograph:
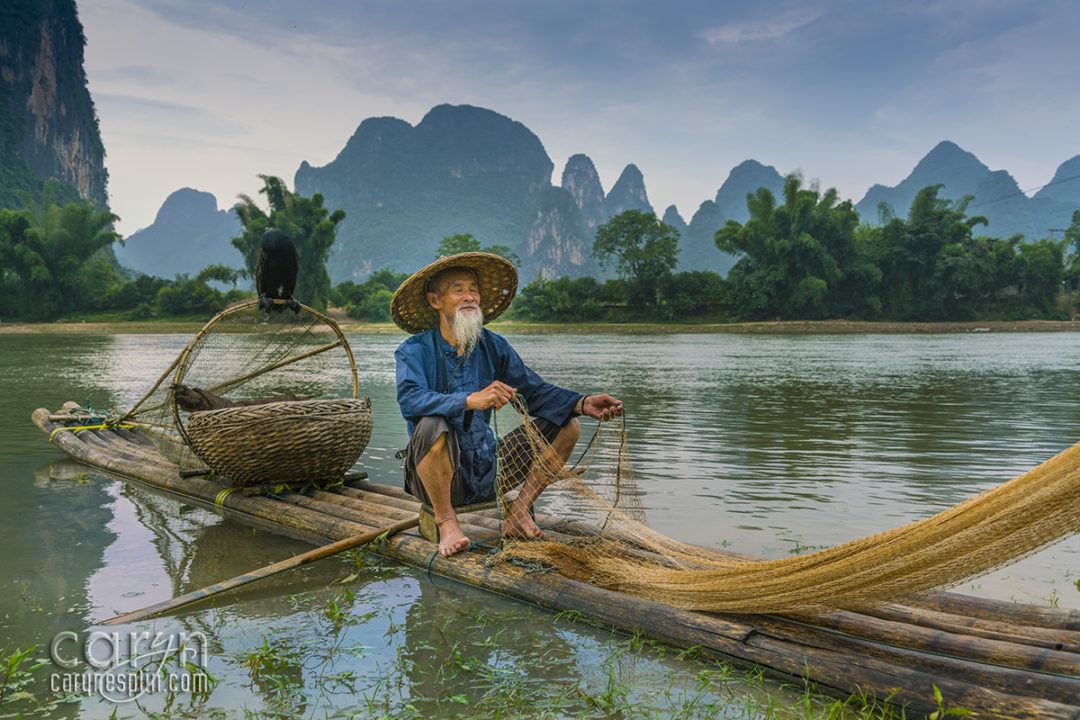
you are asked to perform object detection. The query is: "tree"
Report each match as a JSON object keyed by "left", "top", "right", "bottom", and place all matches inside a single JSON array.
[
  {"left": 1063, "top": 210, "right": 1080, "bottom": 291},
  {"left": 659, "top": 270, "right": 726, "bottom": 319},
  {"left": 195, "top": 264, "right": 242, "bottom": 287},
  {"left": 870, "top": 185, "right": 988, "bottom": 320},
  {"left": 0, "top": 209, "right": 31, "bottom": 314},
  {"left": 1016, "top": 238, "right": 1064, "bottom": 315},
  {"left": 514, "top": 275, "right": 604, "bottom": 322},
  {"left": 7, "top": 181, "right": 120, "bottom": 320},
  {"left": 932, "top": 234, "right": 1018, "bottom": 319},
  {"left": 154, "top": 275, "right": 226, "bottom": 316},
  {"left": 715, "top": 174, "right": 870, "bottom": 319},
  {"left": 233, "top": 175, "right": 345, "bottom": 311},
  {"left": 437, "top": 233, "right": 482, "bottom": 256},
  {"left": 436, "top": 232, "right": 521, "bottom": 266},
  {"left": 334, "top": 268, "right": 410, "bottom": 322},
  {"left": 593, "top": 210, "right": 679, "bottom": 310}
]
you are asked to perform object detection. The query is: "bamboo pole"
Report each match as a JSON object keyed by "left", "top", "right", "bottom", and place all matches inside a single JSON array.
[
  {"left": 910, "top": 591, "right": 1080, "bottom": 632},
  {"left": 100, "top": 515, "right": 419, "bottom": 625},
  {"left": 857, "top": 602, "right": 1080, "bottom": 653},
  {"left": 274, "top": 491, "right": 413, "bottom": 527}
]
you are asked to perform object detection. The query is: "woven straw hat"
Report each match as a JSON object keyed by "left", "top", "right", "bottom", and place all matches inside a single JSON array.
[{"left": 390, "top": 252, "right": 518, "bottom": 334}]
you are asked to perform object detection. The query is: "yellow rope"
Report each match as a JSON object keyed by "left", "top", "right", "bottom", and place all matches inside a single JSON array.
[
  {"left": 214, "top": 487, "right": 238, "bottom": 512},
  {"left": 49, "top": 423, "right": 135, "bottom": 442}
]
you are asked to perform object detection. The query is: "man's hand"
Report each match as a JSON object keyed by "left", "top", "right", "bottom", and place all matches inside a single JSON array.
[
  {"left": 467, "top": 381, "right": 517, "bottom": 411},
  {"left": 582, "top": 394, "right": 623, "bottom": 421}
]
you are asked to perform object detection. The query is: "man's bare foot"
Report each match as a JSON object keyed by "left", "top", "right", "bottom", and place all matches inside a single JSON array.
[
  {"left": 436, "top": 516, "right": 471, "bottom": 556},
  {"left": 503, "top": 502, "right": 545, "bottom": 540}
]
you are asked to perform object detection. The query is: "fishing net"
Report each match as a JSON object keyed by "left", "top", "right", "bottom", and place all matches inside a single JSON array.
[
  {"left": 487, "top": 397, "right": 1080, "bottom": 614},
  {"left": 120, "top": 299, "right": 370, "bottom": 490}
]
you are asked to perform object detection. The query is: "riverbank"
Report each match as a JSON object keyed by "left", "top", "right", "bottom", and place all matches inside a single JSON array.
[{"left": 3, "top": 317, "right": 1080, "bottom": 334}]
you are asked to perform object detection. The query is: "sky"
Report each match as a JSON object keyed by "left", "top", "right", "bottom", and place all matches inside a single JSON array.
[{"left": 78, "top": 0, "right": 1080, "bottom": 237}]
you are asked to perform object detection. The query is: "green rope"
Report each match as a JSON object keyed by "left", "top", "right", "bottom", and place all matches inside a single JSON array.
[{"left": 568, "top": 416, "right": 603, "bottom": 472}]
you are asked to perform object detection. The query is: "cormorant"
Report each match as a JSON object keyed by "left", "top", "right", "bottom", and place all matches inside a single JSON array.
[{"left": 255, "top": 229, "right": 300, "bottom": 312}]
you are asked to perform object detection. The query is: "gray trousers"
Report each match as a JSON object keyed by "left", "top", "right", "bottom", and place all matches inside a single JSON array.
[{"left": 403, "top": 415, "right": 563, "bottom": 507}]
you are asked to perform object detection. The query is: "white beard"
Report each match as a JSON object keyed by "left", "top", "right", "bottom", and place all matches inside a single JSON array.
[{"left": 451, "top": 305, "right": 484, "bottom": 355}]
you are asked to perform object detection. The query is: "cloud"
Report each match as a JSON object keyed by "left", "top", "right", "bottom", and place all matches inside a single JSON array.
[
  {"left": 90, "top": 64, "right": 175, "bottom": 84},
  {"left": 701, "top": 10, "right": 822, "bottom": 44}
]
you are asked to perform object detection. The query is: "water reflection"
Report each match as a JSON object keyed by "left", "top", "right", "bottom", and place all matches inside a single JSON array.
[{"left": 400, "top": 577, "right": 579, "bottom": 708}]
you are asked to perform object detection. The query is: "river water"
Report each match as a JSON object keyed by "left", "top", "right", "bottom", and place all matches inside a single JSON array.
[{"left": 2, "top": 330, "right": 1078, "bottom": 718}]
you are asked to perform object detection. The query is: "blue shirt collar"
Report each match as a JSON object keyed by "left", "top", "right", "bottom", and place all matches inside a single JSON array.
[{"left": 434, "top": 328, "right": 460, "bottom": 357}]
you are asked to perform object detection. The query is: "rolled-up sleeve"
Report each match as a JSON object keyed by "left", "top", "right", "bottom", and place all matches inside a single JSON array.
[{"left": 395, "top": 342, "right": 468, "bottom": 429}]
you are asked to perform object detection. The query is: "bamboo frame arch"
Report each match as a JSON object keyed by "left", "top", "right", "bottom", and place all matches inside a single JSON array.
[{"left": 166, "top": 299, "right": 360, "bottom": 448}]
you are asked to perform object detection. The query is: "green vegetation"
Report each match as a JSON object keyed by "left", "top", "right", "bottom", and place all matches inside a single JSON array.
[
  {"left": 717, "top": 176, "right": 876, "bottom": 319},
  {"left": 3, "top": 169, "right": 1077, "bottom": 326},
  {"left": 0, "top": 644, "right": 40, "bottom": 706},
  {"left": 436, "top": 232, "right": 521, "bottom": 266},
  {"left": 0, "top": 188, "right": 249, "bottom": 320},
  {"left": 332, "top": 268, "right": 408, "bottom": 322},
  {"left": 593, "top": 209, "right": 680, "bottom": 310},
  {"left": 0, "top": 182, "right": 119, "bottom": 321},
  {"left": 232, "top": 174, "right": 346, "bottom": 311},
  {"left": 0, "top": 178, "right": 353, "bottom": 322},
  {"left": 515, "top": 178, "right": 1080, "bottom": 323}
]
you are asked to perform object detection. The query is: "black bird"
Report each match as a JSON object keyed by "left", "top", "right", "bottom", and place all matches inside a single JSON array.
[{"left": 255, "top": 229, "right": 300, "bottom": 312}]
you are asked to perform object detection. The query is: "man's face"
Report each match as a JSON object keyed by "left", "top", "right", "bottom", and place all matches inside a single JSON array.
[{"left": 428, "top": 269, "right": 481, "bottom": 324}]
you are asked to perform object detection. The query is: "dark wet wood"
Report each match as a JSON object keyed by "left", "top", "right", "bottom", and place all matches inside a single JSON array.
[
  {"left": 910, "top": 591, "right": 1080, "bottom": 632},
  {"left": 858, "top": 602, "right": 1080, "bottom": 653}
]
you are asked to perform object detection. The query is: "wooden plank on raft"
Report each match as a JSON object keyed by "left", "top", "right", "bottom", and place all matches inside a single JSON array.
[
  {"left": 30, "top": 406, "right": 1080, "bottom": 719},
  {"left": 33, "top": 409, "right": 379, "bottom": 542},
  {"left": 856, "top": 602, "right": 1080, "bottom": 653},
  {"left": 910, "top": 591, "right": 1080, "bottom": 632}
]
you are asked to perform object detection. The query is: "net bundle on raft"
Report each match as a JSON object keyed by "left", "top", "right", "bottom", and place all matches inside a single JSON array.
[
  {"left": 119, "top": 299, "right": 372, "bottom": 493},
  {"left": 485, "top": 397, "right": 1080, "bottom": 615}
]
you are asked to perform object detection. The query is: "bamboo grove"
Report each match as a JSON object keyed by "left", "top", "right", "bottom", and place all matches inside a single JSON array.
[{"left": 516, "top": 176, "right": 1080, "bottom": 323}]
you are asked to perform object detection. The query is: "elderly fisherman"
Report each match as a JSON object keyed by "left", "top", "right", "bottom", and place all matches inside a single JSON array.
[{"left": 391, "top": 252, "right": 623, "bottom": 556}]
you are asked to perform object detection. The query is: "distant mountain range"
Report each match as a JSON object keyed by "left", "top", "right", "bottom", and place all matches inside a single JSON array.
[
  {"left": 117, "top": 105, "right": 1080, "bottom": 282},
  {"left": 855, "top": 141, "right": 1080, "bottom": 241}
]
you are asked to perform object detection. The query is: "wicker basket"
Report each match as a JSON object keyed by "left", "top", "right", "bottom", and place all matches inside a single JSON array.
[{"left": 185, "top": 398, "right": 373, "bottom": 487}]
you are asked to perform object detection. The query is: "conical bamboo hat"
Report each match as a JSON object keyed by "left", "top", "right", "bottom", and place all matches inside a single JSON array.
[{"left": 390, "top": 252, "right": 518, "bottom": 334}]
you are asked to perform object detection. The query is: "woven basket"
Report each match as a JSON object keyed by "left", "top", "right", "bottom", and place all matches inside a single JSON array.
[{"left": 185, "top": 398, "right": 373, "bottom": 487}]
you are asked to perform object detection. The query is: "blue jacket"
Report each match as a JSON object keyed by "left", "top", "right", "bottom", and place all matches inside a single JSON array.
[{"left": 395, "top": 327, "right": 581, "bottom": 503}]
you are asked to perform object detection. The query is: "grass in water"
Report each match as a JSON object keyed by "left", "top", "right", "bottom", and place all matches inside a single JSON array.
[{"left": 3, "top": 552, "right": 972, "bottom": 719}]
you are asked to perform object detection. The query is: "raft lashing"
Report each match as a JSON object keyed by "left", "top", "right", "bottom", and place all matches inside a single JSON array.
[{"left": 32, "top": 405, "right": 1080, "bottom": 719}]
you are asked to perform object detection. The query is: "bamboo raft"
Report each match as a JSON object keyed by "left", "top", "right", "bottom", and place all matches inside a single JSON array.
[{"left": 32, "top": 404, "right": 1080, "bottom": 719}]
